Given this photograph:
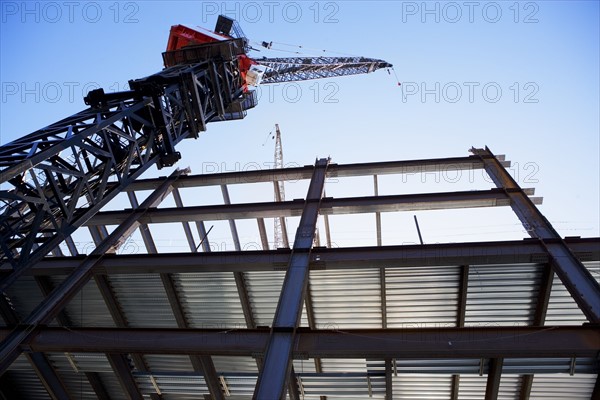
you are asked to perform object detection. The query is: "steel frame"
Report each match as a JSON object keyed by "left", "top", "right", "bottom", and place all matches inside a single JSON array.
[{"left": 1, "top": 150, "right": 599, "bottom": 400}]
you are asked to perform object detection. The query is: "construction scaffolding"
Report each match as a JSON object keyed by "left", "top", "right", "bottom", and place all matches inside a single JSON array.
[{"left": 0, "top": 147, "right": 599, "bottom": 399}]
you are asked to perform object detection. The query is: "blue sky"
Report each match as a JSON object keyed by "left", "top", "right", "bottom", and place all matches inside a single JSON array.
[{"left": 1, "top": 1, "right": 598, "bottom": 250}]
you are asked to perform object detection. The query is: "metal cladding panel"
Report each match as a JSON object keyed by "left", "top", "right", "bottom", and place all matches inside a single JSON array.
[
  {"left": 503, "top": 358, "right": 599, "bottom": 374},
  {"left": 50, "top": 369, "right": 97, "bottom": 400},
  {"left": 173, "top": 272, "right": 247, "bottom": 328},
  {"left": 386, "top": 266, "right": 460, "bottom": 327},
  {"left": 5, "top": 354, "right": 31, "bottom": 370},
  {"left": 293, "top": 358, "right": 318, "bottom": 374},
  {"left": 321, "top": 359, "right": 367, "bottom": 373},
  {"left": 213, "top": 356, "right": 258, "bottom": 373},
  {"left": 498, "top": 374, "right": 522, "bottom": 400},
  {"left": 245, "top": 270, "right": 285, "bottom": 326},
  {"left": 546, "top": 274, "right": 587, "bottom": 325},
  {"left": 108, "top": 274, "right": 178, "bottom": 328},
  {"left": 245, "top": 270, "right": 309, "bottom": 327},
  {"left": 391, "top": 374, "right": 452, "bottom": 399},
  {"left": 299, "top": 375, "right": 386, "bottom": 398},
  {"left": 144, "top": 355, "right": 194, "bottom": 372},
  {"left": 50, "top": 275, "right": 115, "bottom": 327},
  {"left": 5, "top": 276, "right": 44, "bottom": 322},
  {"left": 44, "top": 353, "right": 118, "bottom": 399},
  {"left": 135, "top": 374, "right": 209, "bottom": 397},
  {"left": 529, "top": 373, "right": 598, "bottom": 399},
  {"left": 457, "top": 374, "right": 488, "bottom": 399},
  {"left": 465, "top": 264, "right": 542, "bottom": 326},
  {"left": 311, "top": 269, "right": 382, "bottom": 329},
  {"left": 96, "top": 371, "right": 130, "bottom": 400},
  {"left": 46, "top": 352, "right": 113, "bottom": 373},
  {"left": 546, "top": 261, "right": 599, "bottom": 325},
  {"left": 394, "top": 359, "right": 483, "bottom": 374},
  {"left": 2, "top": 369, "right": 50, "bottom": 400},
  {"left": 221, "top": 374, "right": 257, "bottom": 396}
]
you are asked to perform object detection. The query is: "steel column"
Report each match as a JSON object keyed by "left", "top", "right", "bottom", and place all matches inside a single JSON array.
[
  {"left": 472, "top": 146, "right": 600, "bottom": 323},
  {"left": 253, "top": 158, "right": 328, "bottom": 400}
]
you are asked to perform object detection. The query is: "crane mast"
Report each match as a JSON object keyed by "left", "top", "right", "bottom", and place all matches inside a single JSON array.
[{"left": 0, "top": 15, "right": 391, "bottom": 287}]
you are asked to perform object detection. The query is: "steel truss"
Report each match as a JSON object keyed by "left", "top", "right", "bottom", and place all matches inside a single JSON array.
[
  {"left": 259, "top": 56, "right": 393, "bottom": 83},
  {"left": 0, "top": 46, "right": 251, "bottom": 285},
  {"left": 0, "top": 150, "right": 599, "bottom": 400}
]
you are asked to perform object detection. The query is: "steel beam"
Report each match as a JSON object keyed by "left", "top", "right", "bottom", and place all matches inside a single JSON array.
[
  {"left": 85, "top": 189, "right": 536, "bottom": 226},
  {"left": 457, "top": 265, "right": 469, "bottom": 328},
  {"left": 94, "top": 272, "right": 155, "bottom": 399},
  {"left": 4, "top": 326, "right": 599, "bottom": 359},
  {"left": 31, "top": 275, "right": 119, "bottom": 400},
  {"left": 485, "top": 358, "right": 503, "bottom": 400},
  {"left": 128, "top": 190, "right": 223, "bottom": 400},
  {"left": 221, "top": 184, "right": 256, "bottom": 329},
  {"left": 107, "top": 353, "right": 143, "bottom": 400},
  {"left": 191, "top": 356, "right": 224, "bottom": 400},
  {"left": 0, "top": 169, "right": 186, "bottom": 374},
  {"left": 0, "top": 287, "right": 71, "bottom": 400},
  {"left": 304, "top": 278, "right": 324, "bottom": 380},
  {"left": 533, "top": 264, "right": 554, "bottom": 326},
  {"left": 85, "top": 372, "right": 111, "bottom": 400},
  {"left": 450, "top": 374, "right": 460, "bottom": 400},
  {"left": 472, "top": 146, "right": 600, "bottom": 323},
  {"left": 288, "top": 366, "right": 301, "bottom": 400},
  {"left": 254, "top": 158, "right": 329, "bottom": 400},
  {"left": 592, "top": 375, "right": 600, "bottom": 400},
  {"left": 385, "top": 358, "right": 393, "bottom": 400},
  {"left": 9, "top": 238, "right": 599, "bottom": 277},
  {"left": 26, "top": 352, "right": 72, "bottom": 400},
  {"left": 125, "top": 155, "right": 506, "bottom": 191},
  {"left": 451, "top": 265, "right": 469, "bottom": 400},
  {"left": 518, "top": 374, "right": 534, "bottom": 400}
]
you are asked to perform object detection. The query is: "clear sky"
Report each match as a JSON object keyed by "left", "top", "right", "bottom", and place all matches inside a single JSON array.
[{"left": 1, "top": 1, "right": 599, "bottom": 251}]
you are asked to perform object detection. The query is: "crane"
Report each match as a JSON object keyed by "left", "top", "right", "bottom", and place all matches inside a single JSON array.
[{"left": 0, "top": 15, "right": 392, "bottom": 288}]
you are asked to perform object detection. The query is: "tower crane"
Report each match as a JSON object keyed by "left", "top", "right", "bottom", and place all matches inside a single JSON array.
[
  {"left": 0, "top": 15, "right": 392, "bottom": 289},
  {"left": 273, "top": 124, "right": 287, "bottom": 249}
]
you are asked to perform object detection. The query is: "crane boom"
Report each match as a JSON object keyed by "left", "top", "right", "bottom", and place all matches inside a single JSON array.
[{"left": 259, "top": 56, "right": 392, "bottom": 84}]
